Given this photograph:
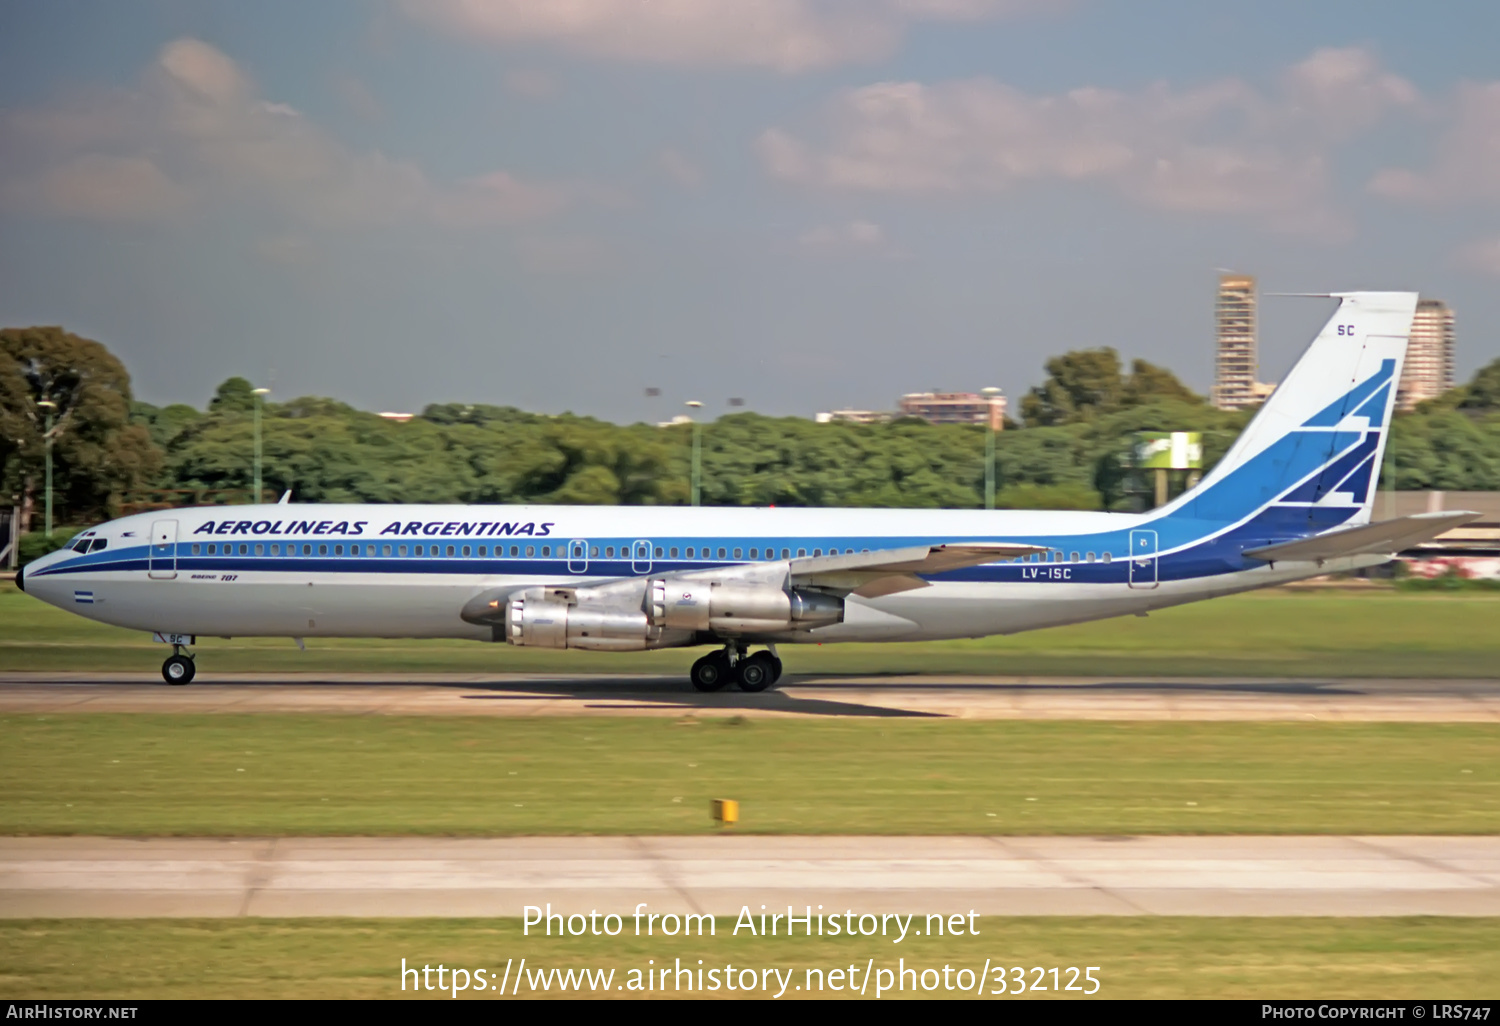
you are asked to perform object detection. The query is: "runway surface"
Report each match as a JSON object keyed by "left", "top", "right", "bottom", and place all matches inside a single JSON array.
[
  {"left": 3, "top": 835, "right": 1497, "bottom": 918},
  {"left": 3, "top": 672, "right": 1500, "bottom": 721}
]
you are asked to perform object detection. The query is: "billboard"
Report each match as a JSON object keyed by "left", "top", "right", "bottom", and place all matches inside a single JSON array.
[{"left": 1135, "top": 432, "right": 1204, "bottom": 470}]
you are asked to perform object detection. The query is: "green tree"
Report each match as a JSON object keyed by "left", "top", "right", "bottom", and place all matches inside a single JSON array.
[
  {"left": 0, "top": 326, "right": 162, "bottom": 530},
  {"left": 1461, "top": 356, "right": 1500, "bottom": 411},
  {"left": 1124, "top": 359, "right": 1203, "bottom": 406},
  {"left": 208, "top": 377, "right": 258, "bottom": 415},
  {"left": 1021, "top": 348, "right": 1126, "bottom": 426}
]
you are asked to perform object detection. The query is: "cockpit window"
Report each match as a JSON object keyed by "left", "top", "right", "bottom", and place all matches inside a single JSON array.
[
  {"left": 71, "top": 539, "right": 90, "bottom": 552},
  {"left": 89, "top": 538, "right": 108, "bottom": 552}
]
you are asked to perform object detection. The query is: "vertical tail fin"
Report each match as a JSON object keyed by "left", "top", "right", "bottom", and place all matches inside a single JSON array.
[{"left": 1173, "top": 291, "right": 1417, "bottom": 529}]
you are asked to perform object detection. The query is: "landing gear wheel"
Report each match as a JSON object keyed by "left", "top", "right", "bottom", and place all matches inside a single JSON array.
[
  {"left": 737, "top": 652, "right": 778, "bottom": 693},
  {"left": 690, "top": 652, "right": 730, "bottom": 692},
  {"left": 162, "top": 654, "right": 196, "bottom": 686},
  {"left": 768, "top": 657, "right": 783, "bottom": 685}
]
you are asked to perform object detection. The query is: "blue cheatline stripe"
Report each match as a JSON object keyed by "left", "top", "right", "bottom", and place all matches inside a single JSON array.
[{"left": 28, "top": 503, "right": 1362, "bottom": 588}]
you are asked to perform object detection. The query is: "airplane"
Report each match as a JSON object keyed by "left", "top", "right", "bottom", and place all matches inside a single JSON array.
[{"left": 17, "top": 291, "right": 1479, "bottom": 691}]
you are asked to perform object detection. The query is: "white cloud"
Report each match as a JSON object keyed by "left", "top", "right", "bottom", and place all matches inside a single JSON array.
[
  {"left": 504, "top": 68, "right": 558, "bottom": 98},
  {"left": 757, "top": 46, "right": 1416, "bottom": 233},
  {"left": 1370, "top": 81, "right": 1500, "bottom": 204},
  {"left": 1457, "top": 236, "right": 1500, "bottom": 278},
  {"left": 658, "top": 148, "right": 704, "bottom": 187},
  {"left": 400, "top": 0, "right": 1064, "bottom": 73},
  {"left": 0, "top": 38, "right": 570, "bottom": 227},
  {"left": 798, "top": 219, "right": 887, "bottom": 248}
]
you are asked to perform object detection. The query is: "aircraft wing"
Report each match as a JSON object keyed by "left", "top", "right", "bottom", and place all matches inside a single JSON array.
[
  {"left": 1242, "top": 511, "right": 1481, "bottom": 564},
  {"left": 790, "top": 542, "right": 1048, "bottom": 598},
  {"left": 462, "top": 541, "right": 1049, "bottom": 622}
]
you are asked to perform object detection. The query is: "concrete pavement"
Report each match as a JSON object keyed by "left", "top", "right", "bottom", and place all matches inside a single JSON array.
[
  {"left": 3, "top": 835, "right": 1498, "bottom": 918},
  {"left": 3, "top": 672, "right": 1500, "bottom": 720}
]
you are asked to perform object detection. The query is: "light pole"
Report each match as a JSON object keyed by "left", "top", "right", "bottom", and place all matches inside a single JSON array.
[
  {"left": 252, "top": 387, "right": 270, "bottom": 503},
  {"left": 36, "top": 400, "right": 57, "bottom": 537},
  {"left": 981, "top": 387, "right": 1002, "bottom": 510},
  {"left": 685, "top": 401, "right": 703, "bottom": 507}
]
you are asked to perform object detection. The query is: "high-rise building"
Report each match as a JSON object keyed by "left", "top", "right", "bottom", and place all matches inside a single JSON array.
[
  {"left": 1397, "top": 299, "right": 1455, "bottom": 410},
  {"left": 1212, "top": 273, "right": 1257, "bottom": 410},
  {"left": 897, "top": 391, "right": 1006, "bottom": 430}
]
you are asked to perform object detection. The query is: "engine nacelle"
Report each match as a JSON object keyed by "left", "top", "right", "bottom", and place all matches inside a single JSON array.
[
  {"left": 649, "top": 580, "right": 842, "bottom": 634},
  {"left": 506, "top": 594, "right": 681, "bottom": 651}
]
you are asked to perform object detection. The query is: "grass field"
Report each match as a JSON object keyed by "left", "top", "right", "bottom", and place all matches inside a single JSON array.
[
  {"left": 5, "top": 583, "right": 1500, "bottom": 678},
  {"left": 2, "top": 716, "right": 1495, "bottom": 835},
  {"left": 2, "top": 917, "right": 1496, "bottom": 999}
]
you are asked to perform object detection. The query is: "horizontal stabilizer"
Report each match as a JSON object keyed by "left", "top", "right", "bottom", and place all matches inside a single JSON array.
[{"left": 1242, "top": 511, "right": 1481, "bottom": 563}]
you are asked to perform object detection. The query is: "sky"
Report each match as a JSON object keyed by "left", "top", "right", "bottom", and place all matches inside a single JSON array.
[{"left": 2, "top": 0, "right": 1498, "bottom": 423}]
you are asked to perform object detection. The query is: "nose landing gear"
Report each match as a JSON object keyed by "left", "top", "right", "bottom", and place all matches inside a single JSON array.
[
  {"left": 688, "top": 644, "right": 782, "bottom": 693},
  {"left": 162, "top": 645, "right": 196, "bottom": 686}
]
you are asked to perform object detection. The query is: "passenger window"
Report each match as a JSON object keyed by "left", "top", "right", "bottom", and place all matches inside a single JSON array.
[
  {"left": 398, "top": 545, "right": 407, "bottom": 557},
  {"left": 670, "top": 547, "right": 679, "bottom": 558},
  {"left": 686, "top": 547, "right": 695, "bottom": 558},
  {"left": 511, "top": 545, "right": 520, "bottom": 557},
  {"left": 797, "top": 548, "right": 806, "bottom": 557},
  {"left": 444, "top": 545, "right": 453, "bottom": 557},
  {"left": 526, "top": 545, "right": 535, "bottom": 557},
  {"left": 813, "top": 549, "right": 822, "bottom": 557},
  {"left": 1086, "top": 552, "right": 1095, "bottom": 562},
  {"left": 462, "top": 545, "right": 471, "bottom": 557},
  {"left": 476, "top": 546, "right": 485, "bottom": 557},
  {"left": 590, "top": 546, "right": 599, "bottom": 558},
  {"left": 542, "top": 546, "right": 550, "bottom": 557},
  {"left": 717, "top": 547, "right": 726, "bottom": 559},
  {"left": 318, "top": 544, "right": 327, "bottom": 556},
  {"left": 604, "top": 546, "right": 614, "bottom": 557},
  {"left": 239, "top": 544, "right": 249, "bottom": 555},
  {"left": 1070, "top": 551, "right": 1079, "bottom": 562},
  {"left": 734, "top": 548, "right": 743, "bottom": 559},
  {"left": 655, "top": 547, "right": 663, "bottom": 558},
  {"left": 1103, "top": 552, "right": 1112, "bottom": 563},
  {"left": 303, "top": 544, "right": 312, "bottom": 556},
  {"left": 415, "top": 545, "right": 424, "bottom": 556},
  {"left": 255, "top": 544, "right": 265, "bottom": 556},
  {"left": 192, "top": 544, "right": 201, "bottom": 556},
  {"left": 750, "top": 548, "right": 758, "bottom": 559}
]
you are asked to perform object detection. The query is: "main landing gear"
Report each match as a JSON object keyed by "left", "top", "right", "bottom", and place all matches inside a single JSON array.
[
  {"left": 162, "top": 645, "right": 196, "bottom": 686},
  {"left": 689, "top": 644, "right": 782, "bottom": 693}
]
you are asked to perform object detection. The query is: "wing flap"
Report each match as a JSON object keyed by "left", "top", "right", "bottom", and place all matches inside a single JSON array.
[
  {"left": 1243, "top": 511, "right": 1481, "bottom": 563},
  {"left": 792, "top": 541, "right": 1045, "bottom": 578}
]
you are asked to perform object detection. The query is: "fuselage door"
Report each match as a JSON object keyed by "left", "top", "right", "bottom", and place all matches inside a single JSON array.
[
  {"left": 1128, "top": 529, "right": 1158, "bottom": 590},
  {"left": 149, "top": 519, "right": 178, "bottom": 580},
  {"left": 567, "top": 539, "right": 588, "bottom": 574},
  {"left": 632, "top": 539, "right": 653, "bottom": 575}
]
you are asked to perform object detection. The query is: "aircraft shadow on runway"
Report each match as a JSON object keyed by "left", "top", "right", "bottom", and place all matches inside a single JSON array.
[
  {"left": 455, "top": 678, "right": 945, "bottom": 718},
  {"left": 784, "top": 675, "right": 1371, "bottom": 696}
]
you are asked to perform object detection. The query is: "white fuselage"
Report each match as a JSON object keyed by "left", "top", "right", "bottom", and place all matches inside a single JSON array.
[{"left": 20, "top": 502, "right": 1378, "bottom": 645}]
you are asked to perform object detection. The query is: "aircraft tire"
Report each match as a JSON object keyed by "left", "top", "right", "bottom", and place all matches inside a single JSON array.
[
  {"left": 162, "top": 655, "right": 196, "bottom": 686},
  {"left": 769, "top": 657, "right": 783, "bottom": 684},
  {"left": 690, "top": 653, "right": 730, "bottom": 692},
  {"left": 737, "top": 652, "right": 777, "bottom": 693}
]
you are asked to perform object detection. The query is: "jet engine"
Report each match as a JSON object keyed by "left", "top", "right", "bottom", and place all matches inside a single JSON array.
[
  {"left": 648, "top": 580, "right": 842, "bottom": 635},
  {"left": 504, "top": 592, "right": 695, "bottom": 651}
]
